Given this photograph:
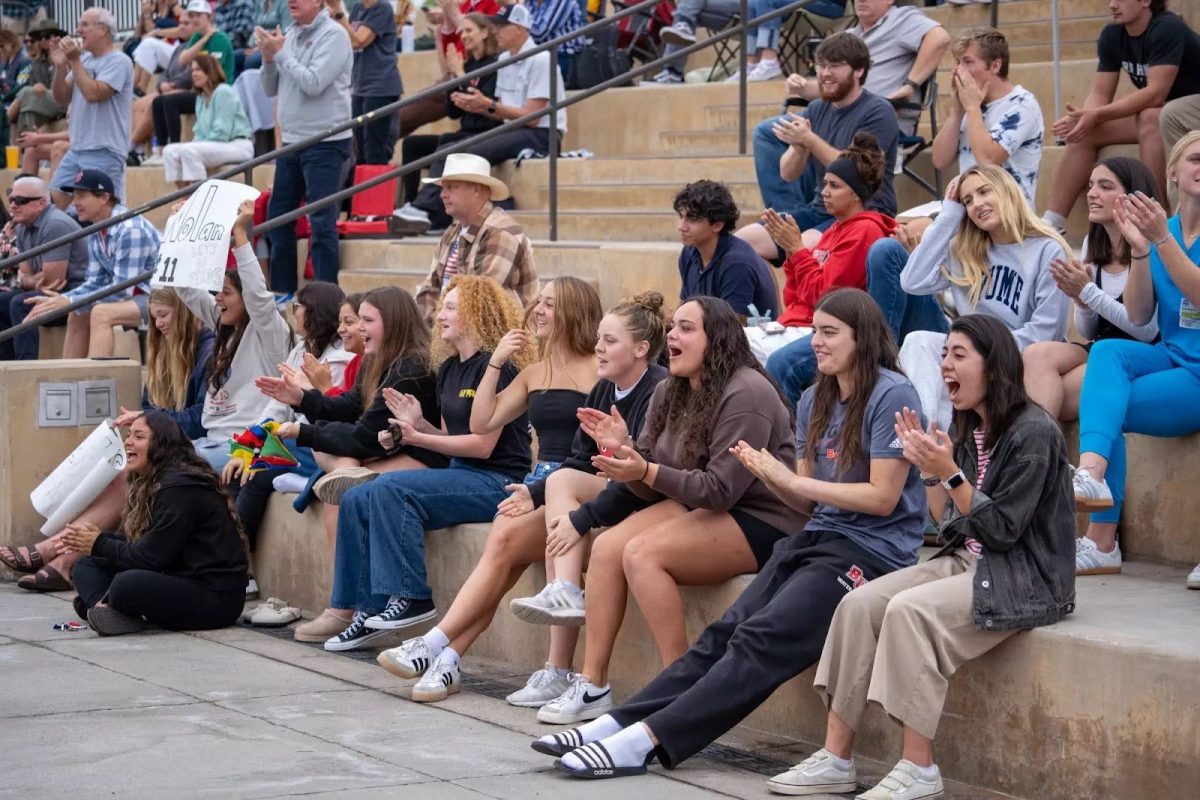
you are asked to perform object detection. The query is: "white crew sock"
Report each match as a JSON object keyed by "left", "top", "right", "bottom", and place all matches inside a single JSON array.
[
  {"left": 536, "top": 713, "right": 621, "bottom": 749},
  {"left": 440, "top": 646, "right": 460, "bottom": 668},
  {"left": 551, "top": 664, "right": 571, "bottom": 678},
  {"left": 561, "top": 722, "right": 654, "bottom": 771},
  {"left": 1042, "top": 210, "right": 1067, "bottom": 231},
  {"left": 827, "top": 752, "right": 853, "bottom": 770},
  {"left": 914, "top": 762, "right": 940, "bottom": 781},
  {"left": 422, "top": 626, "right": 449, "bottom": 654}
]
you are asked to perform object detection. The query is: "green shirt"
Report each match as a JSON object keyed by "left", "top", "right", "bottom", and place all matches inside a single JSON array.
[{"left": 187, "top": 30, "right": 236, "bottom": 83}]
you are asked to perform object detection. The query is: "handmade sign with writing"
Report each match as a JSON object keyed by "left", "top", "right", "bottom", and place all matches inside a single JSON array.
[{"left": 152, "top": 179, "right": 261, "bottom": 292}]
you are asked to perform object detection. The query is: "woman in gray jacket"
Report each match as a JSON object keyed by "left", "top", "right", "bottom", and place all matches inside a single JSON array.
[{"left": 771, "top": 313, "right": 1076, "bottom": 800}]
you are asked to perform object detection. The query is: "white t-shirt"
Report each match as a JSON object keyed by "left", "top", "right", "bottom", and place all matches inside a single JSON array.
[
  {"left": 496, "top": 37, "right": 568, "bottom": 133},
  {"left": 957, "top": 85, "right": 1044, "bottom": 207}
]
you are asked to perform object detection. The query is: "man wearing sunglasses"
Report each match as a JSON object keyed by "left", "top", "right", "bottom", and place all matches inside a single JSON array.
[{"left": 0, "top": 175, "right": 88, "bottom": 360}]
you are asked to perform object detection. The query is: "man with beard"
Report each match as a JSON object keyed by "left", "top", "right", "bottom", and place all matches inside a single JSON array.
[{"left": 737, "top": 32, "right": 899, "bottom": 262}]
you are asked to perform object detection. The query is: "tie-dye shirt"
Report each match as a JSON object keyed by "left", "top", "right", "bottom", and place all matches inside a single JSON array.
[{"left": 957, "top": 85, "right": 1044, "bottom": 207}]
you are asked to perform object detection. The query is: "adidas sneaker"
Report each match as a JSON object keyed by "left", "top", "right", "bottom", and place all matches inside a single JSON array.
[
  {"left": 411, "top": 653, "right": 461, "bottom": 703},
  {"left": 378, "top": 636, "right": 436, "bottom": 679}
]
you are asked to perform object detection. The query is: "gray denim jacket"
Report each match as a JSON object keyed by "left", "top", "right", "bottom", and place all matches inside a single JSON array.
[{"left": 936, "top": 404, "right": 1077, "bottom": 632}]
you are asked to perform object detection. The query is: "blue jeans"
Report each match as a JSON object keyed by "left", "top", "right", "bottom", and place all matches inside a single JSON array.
[
  {"left": 1078, "top": 340, "right": 1200, "bottom": 524},
  {"left": 523, "top": 460, "right": 562, "bottom": 486},
  {"left": 267, "top": 138, "right": 352, "bottom": 293},
  {"left": 665, "top": 0, "right": 741, "bottom": 74},
  {"left": 331, "top": 461, "right": 513, "bottom": 612},
  {"left": 0, "top": 288, "right": 60, "bottom": 360},
  {"left": 754, "top": 116, "right": 816, "bottom": 212},
  {"left": 765, "top": 333, "right": 816, "bottom": 410},
  {"left": 747, "top": 0, "right": 844, "bottom": 53},
  {"left": 352, "top": 94, "right": 400, "bottom": 166},
  {"left": 193, "top": 436, "right": 232, "bottom": 473},
  {"left": 865, "top": 238, "right": 949, "bottom": 344}
]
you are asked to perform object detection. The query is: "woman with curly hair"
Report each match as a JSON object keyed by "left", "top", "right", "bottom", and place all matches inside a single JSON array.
[
  {"left": 531, "top": 295, "right": 797, "bottom": 725},
  {"left": 322, "top": 275, "right": 535, "bottom": 652},
  {"left": 61, "top": 412, "right": 249, "bottom": 636}
]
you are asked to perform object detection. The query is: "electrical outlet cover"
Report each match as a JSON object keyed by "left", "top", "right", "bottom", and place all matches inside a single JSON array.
[
  {"left": 38, "top": 382, "right": 78, "bottom": 427},
  {"left": 78, "top": 379, "right": 118, "bottom": 425}
]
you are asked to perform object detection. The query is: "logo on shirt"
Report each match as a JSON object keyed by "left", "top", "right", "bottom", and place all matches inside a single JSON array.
[
  {"left": 888, "top": 436, "right": 903, "bottom": 449},
  {"left": 983, "top": 264, "right": 1025, "bottom": 315},
  {"left": 459, "top": 388, "right": 476, "bottom": 399},
  {"left": 837, "top": 565, "right": 868, "bottom": 592}
]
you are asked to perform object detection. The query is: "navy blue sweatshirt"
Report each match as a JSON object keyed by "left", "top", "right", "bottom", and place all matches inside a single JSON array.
[{"left": 141, "top": 327, "right": 216, "bottom": 440}]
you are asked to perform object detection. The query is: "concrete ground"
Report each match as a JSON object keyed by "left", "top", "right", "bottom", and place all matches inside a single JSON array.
[{"left": 2, "top": 585, "right": 1007, "bottom": 799}]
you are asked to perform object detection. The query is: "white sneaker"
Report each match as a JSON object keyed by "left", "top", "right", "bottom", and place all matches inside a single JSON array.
[
  {"left": 536, "top": 673, "right": 613, "bottom": 724},
  {"left": 394, "top": 202, "right": 430, "bottom": 223},
  {"left": 506, "top": 663, "right": 572, "bottom": 708},
  {"left": 767, "top": 748, "right": 858, "bottom": 795},
  {"left": 649, "top": 68, "right": 683, "bottom": 85},
  {"left": 1186, "top": 564, "right": 1200, "bottom": 590},
  {"left": 377, "top": 636, "right": 436, "bottom": 680},
  {"left": 245, "top": 577, "right": 259, "bottom": 599},
  {"left": 856, "top": 760, "right": 943, "bottom": 800},
  {"left": 748, "top": 60, "right": 782, "bottom": 82},
  {"left": 411, "top": 652, "right": 460, "bottom": 703},
  {"left": 141, "top": 153, "right": 164, "bottom": 166},
  {"left": 1075, "top": 537, "right": 1123, "bottom": 576},
  {"left": 659, "top": 21, "right": 696, "bottom": 46},
  {"left": 510, "top": 579, "right": 585, "bottom": 626},
  {"left": 723, "top": 68, "right": 744, "bottom": 83},
  {"left": 1072, "top": 467, "right": 1113, "bottom": 511}
]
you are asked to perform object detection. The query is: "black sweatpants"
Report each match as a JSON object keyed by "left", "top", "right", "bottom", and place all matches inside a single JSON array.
[
  {"left": 73, "top": 556, "right": 244, "bottom": 631},
  {"left": 151, "top": 90, "right": 197, "bottom": 146},
  {"left": 609, "top": 530, "right": 895, "bottom": 768},
  {"left": 236, "top": 469, "right": 277, "bottom": 551}
]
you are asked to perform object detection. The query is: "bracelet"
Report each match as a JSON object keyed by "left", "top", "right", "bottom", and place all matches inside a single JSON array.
[
  {"left": 487, "top": 362, "right": 502, "bottom": 370},
  {"left": 639, "top": 461, "right": 650, "bottom": 482},
  {"left": 1130, "top": 250, "right": 1149, "bottom": 260},
  {"left": 1151, "top": 234, "right": 1170, "bottom": 248}
]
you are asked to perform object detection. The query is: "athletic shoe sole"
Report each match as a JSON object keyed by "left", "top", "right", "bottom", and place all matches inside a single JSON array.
[
  {"left": 1074, "top": 496, "right": 1114, "bottom": 512},
  {"left": 1187, "top": 579, "right": 1200, "bottom": 590},
  {"left": 532, "top": 740, "right": 574, "bottom": 757},
  {"left": 536, "top": 699, "right": 613, "bottom": 725},
  {"left": 411, "top": 681, "right": 461, "bottom": 703},
  {"left": 659, "top": 28, "right": 695, "bottom": 46},
  {"left": 295, "top": 629, "right": 346, "bottom": 643},
  {"left": 509, "top": 599, "right": 585, "bottom": 626},
  {"left": 313, "top": 469, "right": 379, "bottom": 506},
  {"left": 323, "top": 627, "right": 395, "bottom": 652},
  {"left": 1076, "top": 565, "right": 1122, "bottom": 576},
  {"left": 506, "top": 693, "right": 559, "bottom": 708},
  {"left": 87, "top": 606, "right": 149, "bottom": 636},
  {"left": 363, "top": 609, "right": 438, "bottom": 631},
  {"left": 766, "top": 778, "right": 859, "bottom": 796},
  {"left": 553, "top": 757, "right": 647, "bottom": 779},
  {"left": 377, "top": 651, "right": 429, "bottom": 680}
]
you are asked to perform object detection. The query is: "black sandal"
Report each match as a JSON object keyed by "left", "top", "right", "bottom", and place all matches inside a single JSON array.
[
  {"left": 553, "top": 742, "right": 651, "bottom": 779},
  {"left": 0, "top": 545, "right": 45, "bottom": 574},
  {"left": 16, "top": 566, "right": 71, "bottom": 592}
]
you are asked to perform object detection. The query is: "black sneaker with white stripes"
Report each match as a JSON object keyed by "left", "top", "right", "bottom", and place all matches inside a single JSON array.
[
  {"left": 324, "top": 611, "right": 394, "bottom": 652},
  {"left": 531, "top": 727, "right": 587, "bottom": 757},
  {"left": 554, "top": 742, "right": 650, "bottom": 779},
  {"left": 363, "top": 597, "right": 437, "bottom": 630}
]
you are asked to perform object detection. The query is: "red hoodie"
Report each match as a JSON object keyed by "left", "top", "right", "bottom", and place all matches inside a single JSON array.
[{"left": 778, "top": 211, "right": 898, "bottom": 327}]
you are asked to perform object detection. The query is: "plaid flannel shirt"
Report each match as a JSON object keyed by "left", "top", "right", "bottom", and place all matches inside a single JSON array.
[
  {"left": 416, "top": 202, "right": 538, "bottom": 324},
  {"left": 215, "top": 0, "right": 258, "bottom": 49},
  {"left": 64, "top": 207, "right": 160, "bottom": 308}
]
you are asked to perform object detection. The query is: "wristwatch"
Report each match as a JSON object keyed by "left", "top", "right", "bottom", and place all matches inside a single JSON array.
[
  {"left": 941, "top": 471, "right": 967, "bottom": 491},
  {"left": 903, "top": 77, "right": 921, "bottom": 93},
  {"left": 487, "top": 100, "right": 497, "bottom": 114},
  {"left": 333, "top": 11, "right": 345, "bottom": 20}
]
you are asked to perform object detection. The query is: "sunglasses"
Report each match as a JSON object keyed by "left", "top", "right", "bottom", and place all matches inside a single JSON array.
[{"left": 9, "top": 196, "right": 43, "bottom": 206}]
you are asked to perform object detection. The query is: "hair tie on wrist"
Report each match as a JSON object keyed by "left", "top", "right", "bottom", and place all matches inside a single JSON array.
[
  {"left": 1130, "top": 250, "right": 1149, "bottom": 260},
  {"left": 487, "top": 362, "right": 502, "bottom": 370},
  {"left": 1151, "top": 234, "right": 1170, "bottom": 248},
  {"left": 639, "top": 461, "right": 650, "bottom": 482}
]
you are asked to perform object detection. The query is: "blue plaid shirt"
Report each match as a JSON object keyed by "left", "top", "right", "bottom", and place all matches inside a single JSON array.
[
  {"left": 64, "top": 207, "right": 160, "bottom": 308},
  {"left": 215, "top": 0, "right": 258, "bottom": 49}
]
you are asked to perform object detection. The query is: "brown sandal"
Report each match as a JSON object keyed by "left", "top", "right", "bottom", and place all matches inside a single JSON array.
[
  {"left": 17, "top": 566, "right": 71, "bottom": 592},
  {"left": 0, "top": 545, "right": 45, "bottom": 574}
]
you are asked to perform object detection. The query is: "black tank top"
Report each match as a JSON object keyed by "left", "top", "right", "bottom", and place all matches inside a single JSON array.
[{"left": 527, "top": 388, "right": 587, "bottom": 463}]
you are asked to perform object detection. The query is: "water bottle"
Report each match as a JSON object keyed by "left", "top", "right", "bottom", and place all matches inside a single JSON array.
[{"left": 401, "top": 23, "right": 415, "bottom": 54}]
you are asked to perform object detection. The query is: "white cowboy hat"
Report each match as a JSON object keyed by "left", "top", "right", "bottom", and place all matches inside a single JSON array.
[{"left": 421, "top": 153, "right": 510, "bottom": 201}]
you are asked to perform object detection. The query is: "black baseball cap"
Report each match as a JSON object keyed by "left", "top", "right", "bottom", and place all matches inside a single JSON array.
[{"left": 59, "top": 169, "right": 118, "bottom": 202}]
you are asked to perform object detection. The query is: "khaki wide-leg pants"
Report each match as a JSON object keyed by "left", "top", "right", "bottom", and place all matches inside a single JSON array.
[{"left": 813, "top": 549, "right": 1019, "bottom": 739}]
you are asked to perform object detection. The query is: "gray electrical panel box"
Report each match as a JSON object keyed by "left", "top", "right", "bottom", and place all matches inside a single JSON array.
[{"left": 38, "top": 382, "right": 78, "bottom": 427}]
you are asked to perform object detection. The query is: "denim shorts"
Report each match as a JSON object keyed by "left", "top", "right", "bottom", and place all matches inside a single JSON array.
[{"left": 523, "top": 460, "right": 562, "bottom": 486}]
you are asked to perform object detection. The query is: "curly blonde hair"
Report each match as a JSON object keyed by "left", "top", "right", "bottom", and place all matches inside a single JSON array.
[{"left": 432, "top": 275, "right": 536, "bottom": 369}]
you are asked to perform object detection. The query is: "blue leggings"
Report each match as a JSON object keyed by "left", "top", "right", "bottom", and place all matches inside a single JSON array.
[{"left": 1078, "top": 339, "right": 1200, "bottom": 523}]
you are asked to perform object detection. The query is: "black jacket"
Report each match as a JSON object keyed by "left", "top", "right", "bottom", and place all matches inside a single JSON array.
[
  {"left": 938, "top": 404, "right": 1076, "bottom": 631},
  {"left": 446, "top": 54, "right": 502, "bottom": 134},
  {"left": 91, "top": 467, "right": 249, "bottom": 594},
  {"left": 294, "top": 355, "right": 447, "bottom": 468},
  {"left": 564, "top": 365, "right": 669, "bottom": 534}
]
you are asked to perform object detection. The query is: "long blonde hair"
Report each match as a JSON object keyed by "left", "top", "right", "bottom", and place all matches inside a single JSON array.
[
  {"left": 145, "top": 288, "right": 203, "bottom": 410},
  {"left": 1167, "top": 130, "right": 1200, "bottom": 211},
  {"left": 525, "top": 276, "right": 602, "bottom": 386},
  {"left": 432, "top": 275, "right": 536, "bottom": 369},
  {"left": 949, "top": 165, "right": 1072, "bottom": 306}
]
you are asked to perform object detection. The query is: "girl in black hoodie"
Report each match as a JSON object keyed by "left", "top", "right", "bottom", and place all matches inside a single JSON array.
[{"left": 63, "top": 412, "right": 250, "bottom": 637}]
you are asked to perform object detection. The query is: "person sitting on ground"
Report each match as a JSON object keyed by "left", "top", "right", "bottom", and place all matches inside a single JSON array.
[
  {"left": 49, "top": 7, "right": 133, "bottom": 209},
  {"left": 1071, "top": 131, "right": 1200, "bottom": 588},
  {"left": 375, "top": 292, "right": 669, "bottom": 706},
  {"left": 161, "top": 54, "right": 254, "bottom": 187},
  {"left": 740, "top": 32, "right": 899, "bottom": 261},
  {"left": 774, "top": 313, "right": 1075, "bottom": 800},
  {"left": 320, "top": 275, "right": 535, "bottom": 651},
  {"left": 754, "top": 133, "right": 893, "bottom": 402},
  {"left": 1042, "top": 0, "right": 1200, "bottom": 234},
  {"left": 675, "top": 179, "right": 777, "bottom": 321},
  {"left": 63, "top": 411, "right": 250, "bottom": 636},
  {"left": 526, "top": 296, "right": 797, "bottom": 727},
  {"left": 392, "top": 3, "right": 566, "bottom": 234},
  {"left": 1022, "top": 157, "right": 1162, "bottom": 423},
  {"left": 896, "top": 166, "right": 1071, "bottom": 431},
  {"left": 175, "top": 200, "right": 294, "bottom": 471},
  {"left": 7, "top": 20, "right": 67, "bottom": 139},
  {"left": 328, "top": 0, "right": 402, "bottom": 166},
  {"left": 400, "top": 13, "right": 502, "bottom": 207},
  {"left": 128, "top": 14, "right": 194, "bottom": 166},
  {"left": 411, "top": 153, "right": 538, "bottom": 324},
  {"left": 731, "top": 0, "right": 845, "bottom": 83},
  {"left": 24, "top": 170, "right": 160, "bottom": 359},
  {"left": 0, "top": 175, "right": 88, "bottom": 361},
  {"left": 532, "top": 288, "right": 926, "bottom": 780},
  {"left": 652, "top": 0, "right": 739, "bottom": 85},
  {"left": 930, "top": 27, "right": 1043, "bottom": 208}
]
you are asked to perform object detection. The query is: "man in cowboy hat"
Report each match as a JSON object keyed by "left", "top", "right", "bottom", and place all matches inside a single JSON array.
[
  {"left": 413, "top": 152, "right": 538, "bottom": 325},
  {"left": 7, "top": 19, "right": 68, "bottom": 138}
]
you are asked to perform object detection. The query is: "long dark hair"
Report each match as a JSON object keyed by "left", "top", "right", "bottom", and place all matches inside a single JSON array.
[
  {"left": 122, "top": 412, "right": 248, "bottom": 555},
  {"left": 359, "top": 286, "right": 431, "bottom": 405},
  {"left": 296, "top": 280, "right": 345, "bottom": 358},
  {"left": 646, "top": 296, "right": 792, "bottom": 466},
  {"left": 207, "top": 270, "right": 246, "bottom": 392},
  {"left": 1087, "top": 156, "right": 1160, "bottom": 269},
  {"left": 947, "top": 314, "right": 1030, "bottom": 452},
  {"left": 804, "top": 288, "right": 899, "bottom": 475}
]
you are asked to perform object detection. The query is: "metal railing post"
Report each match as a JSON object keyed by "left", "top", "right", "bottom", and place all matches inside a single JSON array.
[
  {"left": 1051, "top": 0, "right": 1062, "bottom": 120},
  {"left": 549, "top": 42, "right": 559, "bottom": 243},
  {"left": 990, "top": 0, "right": 999, "bottom": 29},
  {"left": 738, "top": 0, "right": 749, "bottom": 155}
]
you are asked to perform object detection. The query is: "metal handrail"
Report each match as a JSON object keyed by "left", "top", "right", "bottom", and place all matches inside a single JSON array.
[{"left": 0, "top": 0, "right": 824, "bottom": 344}]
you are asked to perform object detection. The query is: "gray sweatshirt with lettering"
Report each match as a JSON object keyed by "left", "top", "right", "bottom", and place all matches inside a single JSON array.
[{"left": 261, "top": 9, "right": 352, "bottom": 143}]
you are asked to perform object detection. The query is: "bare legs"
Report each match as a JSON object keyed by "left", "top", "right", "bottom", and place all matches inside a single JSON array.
[
  {"left": 41, "top": 474, "right": 129, "bottom": 584},
  {"left": 824, "top": 710, "right": 934, "bottom": 768},
  {"left": 542, "top": 469, "right": 607, "bottom": 667},
  {"left": 1022, "top": 341, "right": 1088, "bottom": 421},
  {"left": 87, "top": 300, "right": 144, "bottom": 358}
]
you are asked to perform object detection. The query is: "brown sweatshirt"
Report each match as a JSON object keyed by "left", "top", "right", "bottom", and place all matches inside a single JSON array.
[{"left": 629, "top": 366, "right": 800, "bottom": 534}]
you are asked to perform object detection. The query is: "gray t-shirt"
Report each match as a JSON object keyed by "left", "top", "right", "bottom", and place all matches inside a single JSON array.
[
  {"left": 803, "top": 90, "right": 899, "bottom": 216},
  {"left": 350, "top": 0, "right": 402, "bottom": 97},
  {"left": 796, "top": 368, "right": 927, "bottom": 570},
  {"left": 956, "top": 85, "right": 1044, "bottom": 207},
  {"left": 67, "top": 50, "right": 133, "bottom": 158},
  {"left": 14, "top": 204, "right": 89, "bottom": 288},
  {"left": 849, "top": 6, "right": 939, "bottom": 135}
]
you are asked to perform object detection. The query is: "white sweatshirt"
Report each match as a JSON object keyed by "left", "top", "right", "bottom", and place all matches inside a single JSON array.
[
  {"left": 900, "top": 202, "right": 1069, "bottom": 350},
  {"left": 1074, "top": 267, "right": 1159, "bottom": 343},
  {"left": 177, "top": 243, "right": 295, "bottom": 441},
  {"left": 262, "top": 338, "right": 356, "bottom": 423}
]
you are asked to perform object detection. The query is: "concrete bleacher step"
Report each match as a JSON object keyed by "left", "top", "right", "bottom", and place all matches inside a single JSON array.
[{"left": 551, "top": 180, "right": 762, "bottom": 210}]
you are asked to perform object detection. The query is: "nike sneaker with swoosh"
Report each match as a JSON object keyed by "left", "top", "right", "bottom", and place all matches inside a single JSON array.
[{"left": 537, "top": 673, "right": 613, "bottom": 724}]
